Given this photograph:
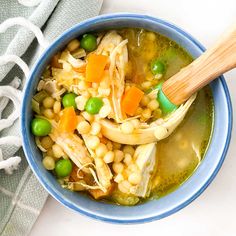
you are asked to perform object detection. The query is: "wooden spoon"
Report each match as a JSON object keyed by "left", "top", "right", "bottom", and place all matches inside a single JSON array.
[{"left": 162, "top": 26, "right": 236, "bottom": 105}]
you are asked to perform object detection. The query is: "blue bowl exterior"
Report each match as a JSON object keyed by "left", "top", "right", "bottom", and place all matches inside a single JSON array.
[{"left": 21, "top": 13, "right": 232, "bottom": 224}]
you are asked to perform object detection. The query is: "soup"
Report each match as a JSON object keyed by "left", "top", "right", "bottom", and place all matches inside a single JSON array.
[{"left": 31, "top": 28, "right": 213, "bottom": 206}]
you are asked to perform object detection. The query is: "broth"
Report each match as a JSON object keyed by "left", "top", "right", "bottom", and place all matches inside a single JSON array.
[{"left": 111, "top": 29, "right": 213, "bottom": 203}]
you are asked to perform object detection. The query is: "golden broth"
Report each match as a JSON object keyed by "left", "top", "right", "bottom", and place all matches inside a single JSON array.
[{"left": 112, "top": 28, "right": 213, "bottom": 203}]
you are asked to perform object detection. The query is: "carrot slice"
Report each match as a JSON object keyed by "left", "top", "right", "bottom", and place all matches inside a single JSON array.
[
  {"left": 121, "top": 86, "right": 144, "bottom": 116},
  {"left": 59, "top": 107, "right": 78, "bottom": 133},
  {"left": 85, "top": 54, "right": 108, "bottom": 83}
]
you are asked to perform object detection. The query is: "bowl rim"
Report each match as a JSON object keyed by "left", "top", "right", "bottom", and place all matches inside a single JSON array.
[{"left": 21, "top": 13, "right": 232, "bottom": 224}]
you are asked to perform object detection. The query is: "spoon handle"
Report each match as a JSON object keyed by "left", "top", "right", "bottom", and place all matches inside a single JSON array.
[{"left": 162, "top": 26, "right": 236, "bottom": 105}]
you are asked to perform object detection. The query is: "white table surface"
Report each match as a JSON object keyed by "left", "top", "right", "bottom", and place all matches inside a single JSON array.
[{"left": 30, "top": 1, "right": 236, "bottom": 235}]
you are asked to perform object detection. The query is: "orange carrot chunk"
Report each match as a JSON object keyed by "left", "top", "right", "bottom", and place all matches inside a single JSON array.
[
  {"left": 59, "top": 107, "right": 78, "bottom": 133},
  {"left": 121, "top": 86, "right": 144, "bottom": 116},
  {"left": 85, "top": 54, "right": 108, "bottom": 83}
]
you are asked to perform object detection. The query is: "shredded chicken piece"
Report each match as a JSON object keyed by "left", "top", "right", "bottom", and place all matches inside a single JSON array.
[
  {"left": 96, "top": 31, "right": 128, "bottom": 122},
  {"left": 82, "top": 134, "right": 113, "bottom": 191}
]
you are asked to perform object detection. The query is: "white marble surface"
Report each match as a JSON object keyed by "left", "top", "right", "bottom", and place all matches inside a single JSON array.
[{"left": 30, "top": 0, "right": 236, "bottom": 235}]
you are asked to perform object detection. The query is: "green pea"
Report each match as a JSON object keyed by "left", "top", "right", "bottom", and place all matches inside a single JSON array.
[
  {"left": 151, "top": 60, "right": 166, "bottom": 75},
  {"left": 62, "top": 93, "right": 77, "bottom": 109},
  {"left": 85, "top": 97, "right": 103, "bottom": 115},
  {"left": 80, "top": 34, "right": 97, "bottom": 52},
  {"left": 55, "top": 159, "right": 73, "bottom": 178},
  {"left": 31, "top": 118, "right": 52, "bottom": 136}
]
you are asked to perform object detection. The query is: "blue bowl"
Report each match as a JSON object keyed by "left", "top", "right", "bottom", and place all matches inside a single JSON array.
[{"left": 21, "top": 13, "right": 232, "bottom": 223}]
